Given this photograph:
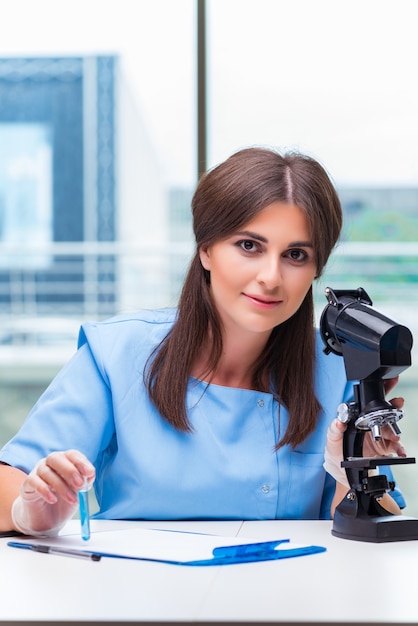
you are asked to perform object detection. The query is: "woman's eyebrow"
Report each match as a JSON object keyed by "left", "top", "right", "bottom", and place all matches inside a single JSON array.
[
  {"left": 235, "top": 231, "right": 313, "bottom": 248},
  {"left": 288, "top": 240, "right": 314, "bottom": 248},
  {"left": 235, "top": 230, "right": 268, "bottom": 243}
]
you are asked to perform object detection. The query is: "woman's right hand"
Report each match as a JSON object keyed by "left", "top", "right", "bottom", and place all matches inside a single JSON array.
[
  {"left": 11, "top": 450, "right": 95, "bottom": 537},
  {"left": 323, "top": 418, "right": 350, "bottom": 488}
]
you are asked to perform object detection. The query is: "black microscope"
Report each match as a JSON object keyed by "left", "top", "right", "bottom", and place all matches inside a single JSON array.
[{"left": 320, "top": 286, "right": 418, "bottom": 542}]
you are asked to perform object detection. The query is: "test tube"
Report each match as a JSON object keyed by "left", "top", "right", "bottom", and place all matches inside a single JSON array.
[{"left": 78, "top": 478, "right": 90, "bottom": 541}]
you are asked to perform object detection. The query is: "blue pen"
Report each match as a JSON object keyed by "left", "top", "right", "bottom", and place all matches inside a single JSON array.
[{"left": 78, "top": 478, "right": 90, "bottom": 541}]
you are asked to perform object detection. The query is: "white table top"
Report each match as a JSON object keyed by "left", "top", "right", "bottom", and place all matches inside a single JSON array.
[{"left": 1, "top": 518, "right": 417, "bottom": 624}]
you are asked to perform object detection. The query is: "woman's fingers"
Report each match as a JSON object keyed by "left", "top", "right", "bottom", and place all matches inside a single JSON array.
[
  {"left": 24, "top": 450, "right": 95, "bottom": 506},
  {"left": 384, "top": 376, "right": 399, "bottom": 396},
  {"left": 363, "top": 424, "right": 407, "bottom": 458}
]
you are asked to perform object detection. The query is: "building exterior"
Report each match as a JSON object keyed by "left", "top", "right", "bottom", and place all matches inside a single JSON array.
[
  {"left": 0, "top": 54, "right": 170, "bottom": 321},
  {"left": 338, "top": 187, "right": 418, "bottom": 216}
]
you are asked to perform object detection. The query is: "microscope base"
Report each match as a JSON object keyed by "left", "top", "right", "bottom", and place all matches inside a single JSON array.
[{"left": 332, "top": 511, "right": 418, "bottom": 542}]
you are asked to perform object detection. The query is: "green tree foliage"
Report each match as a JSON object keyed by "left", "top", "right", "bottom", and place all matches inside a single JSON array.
[{"left": 346, "top": 209, "right": 418, "bottom": 242}]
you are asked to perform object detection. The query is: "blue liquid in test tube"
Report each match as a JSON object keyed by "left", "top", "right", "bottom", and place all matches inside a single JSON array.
[{"left": 78, "top": 478, "right": 90, "bottom": 541}]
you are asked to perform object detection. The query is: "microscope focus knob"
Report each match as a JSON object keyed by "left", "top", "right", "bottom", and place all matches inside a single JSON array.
[
  {"left": 337, "top": 403, "right": 349, "bottom": 423},
  {"left": 337, "top": 402, "right": 357, "bottom": 423}
]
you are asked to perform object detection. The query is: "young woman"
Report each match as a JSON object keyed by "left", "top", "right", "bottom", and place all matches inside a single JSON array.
[{"left": 0, "top": 146, "right": 405, "bottom": 536}]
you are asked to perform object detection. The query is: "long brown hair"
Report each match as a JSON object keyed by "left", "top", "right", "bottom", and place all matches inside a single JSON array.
[{"left": 145, "top": 147, "right": 342, "bottom": 448}]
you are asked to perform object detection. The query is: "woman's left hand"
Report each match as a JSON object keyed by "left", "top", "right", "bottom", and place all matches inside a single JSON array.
[
  {"left": 324, "top": 376, "right": 407, "bottom": 484},
  {"left": 363, "top": 376, "right": 407, "bottom": 458},
  {"left": 363, "top": 396, "right": 407, "bottom": 457}
]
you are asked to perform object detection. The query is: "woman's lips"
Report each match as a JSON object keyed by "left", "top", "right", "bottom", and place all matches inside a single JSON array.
[{"left": 243, "top": 293, "right": 282, "bottom": 309}]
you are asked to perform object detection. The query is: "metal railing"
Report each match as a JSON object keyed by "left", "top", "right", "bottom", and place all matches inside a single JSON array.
[
  {"left": 319, "top": 241, "right": 418, "bottom": 301},
  {"left": 0, "top": 241, "right": 194, "bottom": 322},
  {"left": 0, "top": 239, "right": 417, "bottom": 333}
]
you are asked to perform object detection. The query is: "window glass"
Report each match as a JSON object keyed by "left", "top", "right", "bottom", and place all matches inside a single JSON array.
[
  {"left": 207, "top": 0, "right": 418, "bottom": 187},
  {"left": 0, "top": 0, "right": 195, "bottom": 185},
  {"left": 0, "top": 123, "right": 52, "bottom": 266},
  {"left": 0, "top": 0, "right": 195, "bottom": 444}
]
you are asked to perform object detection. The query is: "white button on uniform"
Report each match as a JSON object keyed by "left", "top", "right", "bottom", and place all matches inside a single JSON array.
[
  {"left": 261, "top": 484, "right": 270, "bottom": 494},
  {"left": 257, "top": 399, "right": 265, "bottom": 408}
]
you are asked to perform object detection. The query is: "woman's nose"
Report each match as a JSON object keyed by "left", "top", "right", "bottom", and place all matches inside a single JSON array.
[{"left": 256, "top": 257, "right": 282, "bottom": 289}]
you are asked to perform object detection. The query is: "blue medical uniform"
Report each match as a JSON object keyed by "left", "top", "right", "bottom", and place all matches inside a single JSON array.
[{"left": 0, "top": 308, "right": 405, "bottom": 520}]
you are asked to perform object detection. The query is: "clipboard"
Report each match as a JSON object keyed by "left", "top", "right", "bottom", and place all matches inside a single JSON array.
[{"left": 7, "top": 527, "right": 326, "bottom": 566}]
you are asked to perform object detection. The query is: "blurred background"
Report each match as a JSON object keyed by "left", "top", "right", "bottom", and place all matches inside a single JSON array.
[{"left": 0, "top": 0, "right": 417, "bottom": 514}]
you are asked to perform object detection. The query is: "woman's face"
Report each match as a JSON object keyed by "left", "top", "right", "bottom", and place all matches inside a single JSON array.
[{"left": 199, "top": 201, "right": 317, "bottom": 339}]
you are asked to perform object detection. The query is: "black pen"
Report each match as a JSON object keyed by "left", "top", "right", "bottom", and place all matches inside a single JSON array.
[{"left": 7, "top": 540, "right": 101, "bottom": 561}]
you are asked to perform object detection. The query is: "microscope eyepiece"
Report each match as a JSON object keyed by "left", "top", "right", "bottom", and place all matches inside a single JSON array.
[{"left": 320, "top": 286, "right": 413, "bottom": 381}]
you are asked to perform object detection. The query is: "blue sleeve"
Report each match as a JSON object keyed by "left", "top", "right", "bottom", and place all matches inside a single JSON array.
[{"left": 0, "top": 341, "right": 115, "bottom": 473}]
